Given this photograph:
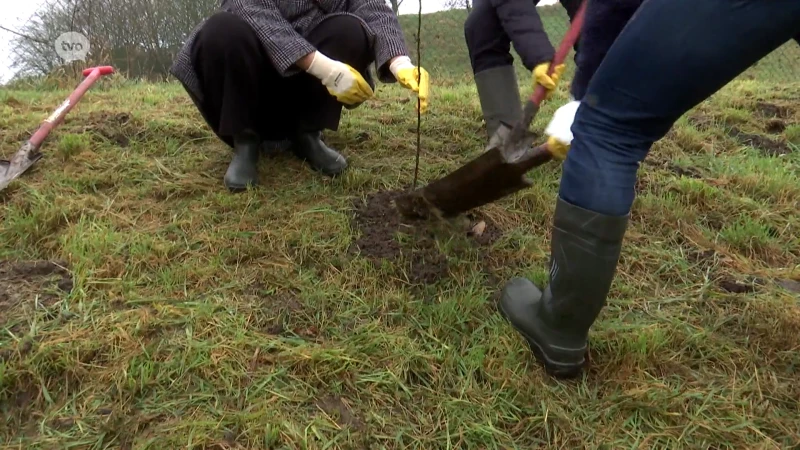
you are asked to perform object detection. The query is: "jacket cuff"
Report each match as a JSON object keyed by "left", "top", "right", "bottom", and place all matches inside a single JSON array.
[
  {"left": 374, "top": 41, "right": 409, "bottom": 83},
  {"left": 523, "top": 50, "right": 555, "bottom": 72},
  {"left": 274, "top": 40, "right": 317, "bottom": 76},
  {"left": 389, "top": 55, "right": 413, "bottom": 79}
]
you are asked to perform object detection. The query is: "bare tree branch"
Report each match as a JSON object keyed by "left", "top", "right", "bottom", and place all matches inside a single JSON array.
[
  {"left": 7, "top": 0, "right": 218, "bottom": 81},
  {"left": 0, "top": 24, "right": 50, "bottom": 45},
  {"left": 444, "top": 0, "right": 471, "bottom": 11}
]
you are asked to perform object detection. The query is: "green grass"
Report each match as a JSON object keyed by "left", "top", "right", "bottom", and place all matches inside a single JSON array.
[{"left": 1, "top": 8, "right": 800, "bottom": 450}]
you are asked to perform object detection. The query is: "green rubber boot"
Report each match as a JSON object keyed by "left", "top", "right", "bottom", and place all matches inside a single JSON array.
[
  {"left": 500, "top": 197, "right": 630, "bottom": 379},
  {"left": 224, "top": 129, "right": 261, "bottom": 192},
  {"left": 474, "top": 65, "right": 523, "bottom": 141},
  {"left": 289, "top": 131, "right": 348, "bottom": 177}
]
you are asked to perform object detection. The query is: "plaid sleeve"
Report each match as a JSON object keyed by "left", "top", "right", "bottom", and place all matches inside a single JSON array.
[
  {"left": 349, "top": 0, "right": 410, "bottom": 83},
  {"left": 226, "top": 0, "right": 316, "bottom": 76}
]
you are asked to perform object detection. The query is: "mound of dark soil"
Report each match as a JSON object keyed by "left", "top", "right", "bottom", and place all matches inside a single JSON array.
[
  {"left": 765, "top": 119, "right": 786, "bottom": 134},
  {"left": 83, "top": 111, "right": 138, "bottom": 147},
  {"left": 0, "top": 260, "right": 73, "bottom": 327},
  {"left": 754, "top": 102, "right": 792, "bottom": 119},
  {"left": 719, "top": 278, "right": 758, "bottom": 294},
  {"left": 350, "top": 190, "right": 502, "bottom": 286},
  {"left": 728, "top": 127, "right": 792, "bottom": 156},
  {"left": 78, "top": 111, "right": 207, "bottom": 147}
]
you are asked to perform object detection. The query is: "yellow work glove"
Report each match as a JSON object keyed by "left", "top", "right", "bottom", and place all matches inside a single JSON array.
[
  {"left": 390, "top": 56, "right": 430, "bottom": 114},
  {"left": 305, "top": 51, "right": 374, "bottom": 106},
  {"left": 547, "top": 136, "right": 570, "bottom": 160},
  {"left": 544, "top": 100, "right": 581, "bottom": 160},
  {"left": 532, "top": 62, "right": 566, "bottom": 100}
]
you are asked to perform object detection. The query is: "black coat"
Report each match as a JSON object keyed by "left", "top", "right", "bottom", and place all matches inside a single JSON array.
[
  {"left": 487, "top": 0, "right": 582, "bottom": 70},
  {"left": 170, "top": 0, "right": 409, "bottom": 104}
]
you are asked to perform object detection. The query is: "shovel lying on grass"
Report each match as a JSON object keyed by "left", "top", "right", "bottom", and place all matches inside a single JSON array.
[
  {"left": 0, "top": 65, "right": 115, "bottom": 192},
  {"left": 395, "top": 2, "right": 586, "bottom": 219}
]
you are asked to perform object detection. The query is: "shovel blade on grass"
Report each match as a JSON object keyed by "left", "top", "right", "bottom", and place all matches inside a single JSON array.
[
  {"left": 395, "top": 124, "right": 553, "bottom": 219},
  {"left": 0, "top": 142, "right": 43, "bottom": 192}
]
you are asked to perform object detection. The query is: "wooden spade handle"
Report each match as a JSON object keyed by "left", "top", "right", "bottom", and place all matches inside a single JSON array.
[{"left": 530, "top": 0, "right": 588, "bottom": 106}]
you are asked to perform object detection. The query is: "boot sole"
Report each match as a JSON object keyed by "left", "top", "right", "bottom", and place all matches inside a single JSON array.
[
  {"left": 292, "top": 157, "right": 347, "bottom": 178},
  {"left": 288, "top": 142, "right": 347, "bottom": 177},
  {"left": 498, "top": 301, "right": 586, "bottom": 380},
  {"left": 316, "top": 163, "right": 347, "bottom": 177},
  {"left": 224, "top": 179, "right": 258, "bottom": 192}
]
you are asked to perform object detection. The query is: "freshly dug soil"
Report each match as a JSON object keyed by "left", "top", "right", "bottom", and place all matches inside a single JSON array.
[
  {"left": 350, "top": 190, "right": 502, "bottom": 286},
  {"left": 728, "top": 127, "right": 792, "bottom": 156},
  {"left": 0, "top": 260, "right": 73, "bottom": 327},
  {"left": 718, "top": 277, "right": 764, "bottom": 294},
  {"left": 754, "top": 102, "right": 792, "bottom": 119}
]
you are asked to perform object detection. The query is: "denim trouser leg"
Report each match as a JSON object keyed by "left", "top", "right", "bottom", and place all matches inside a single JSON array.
[{"left": 559, "top": 0, "right": 800, "bottom": 217}]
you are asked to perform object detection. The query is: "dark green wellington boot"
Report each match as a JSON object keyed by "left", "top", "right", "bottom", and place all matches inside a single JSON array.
[
  {"left": 474, "top": 65, "right": 523, "bottom": 141},
  {"left": 289, "top": 131, "right": 348, "bottom": 177},
  {"left": 224, "top": 129, "right": 261, "bottom": 192},
  {"left": 500, "top": 197, "right": 630, "bottom": 379}
]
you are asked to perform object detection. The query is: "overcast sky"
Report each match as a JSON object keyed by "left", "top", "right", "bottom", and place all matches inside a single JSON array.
[
  {"left": 0, "top": 0, "right": 47, "bottom": 83},
  {"left": 0, "top": 0, "right": 556, "bottom": 83}
]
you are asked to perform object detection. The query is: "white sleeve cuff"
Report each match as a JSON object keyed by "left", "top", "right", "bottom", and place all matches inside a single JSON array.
[
  {"left": 389, "top": 56, "right": 414, "bottom": 78},
  {"left": 306, "top": 51, "right": 336, "bottom": 81}
]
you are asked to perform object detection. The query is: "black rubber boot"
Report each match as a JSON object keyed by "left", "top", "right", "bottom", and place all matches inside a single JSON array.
[
  {"left": 224, "top": 129, "right": 261, "bottom": 192},
  {"left": 289, "top": 131, "right": 348, "bottom": 177},
  {"left": 474, "top": 65, "right": 523, "bottom": 141},
  {"left": 499, "top": 197, "right": 630, "bottom": 379}
]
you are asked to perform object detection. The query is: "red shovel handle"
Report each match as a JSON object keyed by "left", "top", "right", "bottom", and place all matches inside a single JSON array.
[
  {"left": 530, "top": 0, "right": 588, "bottom": 106},
  {"left": 27, "top": 65, "right": 115, "bottom": 148},
  {"left": 82, "top": 66, "right": 115, "bottom": 77}
]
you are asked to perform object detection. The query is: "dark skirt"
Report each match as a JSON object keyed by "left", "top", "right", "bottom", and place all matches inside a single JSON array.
[{"left": 187, "top": 11, "right": 374, "bottom": 146}]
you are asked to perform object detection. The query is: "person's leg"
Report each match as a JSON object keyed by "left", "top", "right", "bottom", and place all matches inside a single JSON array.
[
  {"left": 501, "top": 0, "right": 800, "bottom": 379},
  {"left": 191, "top": 11, "right": 285, "bottom": 191},
  {"left": 569, "top": 0, "right": 642, "bottom": 101},
  {"left": 464, "top": 0, "right": 522, "bottom": 140},
  {"left": 564, "top": 0, "right": 800, "bottom": 216},
  {"left": 279, "top": 14, "right": 374, "bottom": 176}
]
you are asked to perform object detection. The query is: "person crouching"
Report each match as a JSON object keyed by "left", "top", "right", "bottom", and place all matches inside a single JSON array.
[{"left": 170, "top": 0, "right": 429, "bottom": 191}]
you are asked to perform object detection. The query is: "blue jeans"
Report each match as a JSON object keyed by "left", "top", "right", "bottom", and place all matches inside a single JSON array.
[{"left": 559, "top": 0, "right": 800, "bottom": 217}]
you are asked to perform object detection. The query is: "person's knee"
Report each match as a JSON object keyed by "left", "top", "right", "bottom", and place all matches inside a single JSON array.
[
  {"left": 325, "top": 15, "right": 370, "bottom": 49},
  {"left": 197, "top": 12, "right": 255, "bottom": 54},
  {"left": 311, "top": 15, "right": 373, "bottom": 69}
]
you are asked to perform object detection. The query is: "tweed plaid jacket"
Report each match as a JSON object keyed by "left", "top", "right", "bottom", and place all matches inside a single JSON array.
[{"left": 170, "top": 0, "right": 410, "bottom": 104}]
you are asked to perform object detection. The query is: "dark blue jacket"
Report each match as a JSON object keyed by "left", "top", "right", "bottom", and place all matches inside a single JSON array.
[
  {"left": 570, "top": 0, "right": 644, "bottom": 101},
  {"left": 488, "top": 0, "right": 582, "bottom": 70}
]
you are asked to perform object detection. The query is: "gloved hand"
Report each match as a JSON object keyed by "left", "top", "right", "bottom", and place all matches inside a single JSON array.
[
  {"left": 305, "top": 51, "right": 374, "bottom": 106},
  {"left": 390, "top": 56, "right": 430, "bottom": 114},
  {"left": 532, "top": 62, "right": 566, "bottom": 100},
  {"left": 544, "top": 100, "right": 580, "bottom": 160}
]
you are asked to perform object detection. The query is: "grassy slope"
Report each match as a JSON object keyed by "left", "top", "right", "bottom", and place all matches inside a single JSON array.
[{"left": 1, "top": 7, "right": 800, "bottom": 450}]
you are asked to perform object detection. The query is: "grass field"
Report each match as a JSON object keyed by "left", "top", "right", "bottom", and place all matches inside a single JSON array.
[{"left": 2, "top": 7, "right": 800, "bottom": 450}]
